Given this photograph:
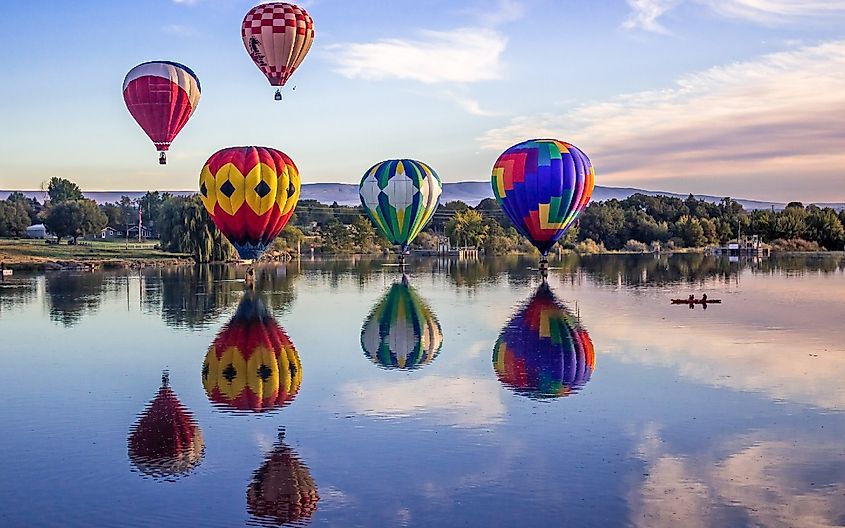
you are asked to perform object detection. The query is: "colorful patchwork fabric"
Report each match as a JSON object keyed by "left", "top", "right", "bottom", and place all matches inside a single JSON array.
[
  {"left": 492, "top": 139, "right": 595, "bottom": 255},
  {"left": 493, "top": 283, "right": 595, "bottom": 399}
]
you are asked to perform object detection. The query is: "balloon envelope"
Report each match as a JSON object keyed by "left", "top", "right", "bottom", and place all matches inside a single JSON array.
[
  {"left": 247, "top": 432, "right": 318, "bottom": 525},
  {"left": 199, "top": 146, "right": 300, "bottom": 260},
  {"left": 202, "top": 291, "right": 301, "bottom": 413},
  {"left": 123, "top": 61, "right": 200, "bottom": 155},
  {"left": 492, "top": 139, "right": 595, "bottom": 255},
  {"left": 128, "top": 374, "right": 204, "bottom": 479},
  {"left": 361, "top": 278, "right": 443, "bottom": 369},
  {"left": 493, "top": 283, "right": 595, "bottom": 399},
  {"left": 242, "top": 2, "right": 315, "bottom": 87},
  {"left": 359, "top": 159, "right": 443, "bottom": 251}
]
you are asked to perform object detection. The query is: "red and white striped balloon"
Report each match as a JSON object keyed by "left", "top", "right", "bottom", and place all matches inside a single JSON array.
[{"left": 122, "top": 61, "right": 201, "bottom": 163}]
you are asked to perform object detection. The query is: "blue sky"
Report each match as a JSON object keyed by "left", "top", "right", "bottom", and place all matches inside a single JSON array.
[{"left": 1, "top": 0, "right": 843, "bottom": 201}]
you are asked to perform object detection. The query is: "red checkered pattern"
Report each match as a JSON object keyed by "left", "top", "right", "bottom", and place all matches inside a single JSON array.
[
  {"left": 242, "top": 3, "right": 314, "bottom": 36},
  {"left": 241, "top": 2, "right": 315, "bottom": 86}
]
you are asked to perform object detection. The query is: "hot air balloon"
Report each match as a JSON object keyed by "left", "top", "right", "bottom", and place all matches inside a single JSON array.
[
  {"left": 247, "top": 429, "right": 319, "bottom": 525},
  {"left": 202, "top": 291, "right": 301, "bottom": 413},
  {"left": 359, "top": 159, "right": 443, "bottom": 265},
  {"left": 199, "top": 146, "right": 300, "bottom": 261},
  {"left": 242, "top": 2, "right": 315, "bottom": 100},
  {"left": 492, "top": 139, "right": 595, "bottom": 273},
  {"left": 123, "top": 61, "right": 201, "bottom": 164},
  {"left": 493, "top": 283, "right": 595, "bottom": 399},
  {"left": 361, "top": 276, "right": 443, "bottom": 370},
  {"left": 128, "top": 372, "right": 204, "bottom": 480}
]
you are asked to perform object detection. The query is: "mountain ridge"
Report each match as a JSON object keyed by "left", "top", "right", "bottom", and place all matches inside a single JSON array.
[{"left": 2, "top": 182, "right": 843, "bottom": 211}]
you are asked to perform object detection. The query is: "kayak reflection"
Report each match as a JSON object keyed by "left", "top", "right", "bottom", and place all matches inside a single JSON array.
[
  {"left": 128, "top": 371, "right": 204, "bottom": 480},
  {"left": 360, "top": 276, "right": 443, "bottom": 370},
  {"left": 247, "top": 429, "right": 319, "bottom": 527},
  {"left": 493, "top": 283, "right": 596, "bottom": 399},
  {"left": 202, "top": 291, "right": 301, "bottom": 413}
]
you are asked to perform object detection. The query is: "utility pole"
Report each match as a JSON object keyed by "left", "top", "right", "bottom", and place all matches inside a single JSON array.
[{"left": 138, "top": 202, "right": 143, "bottom": 243}]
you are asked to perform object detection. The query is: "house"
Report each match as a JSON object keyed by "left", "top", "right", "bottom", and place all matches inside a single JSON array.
[
  {"left": 125, "top": 224, "right": 155, "bottom": 240},
  {"left": 26, "top": 224, "right": 50, "bottom": 239},
  {"left": 100, "top": 226, "right": 120, "bottom": 239}
]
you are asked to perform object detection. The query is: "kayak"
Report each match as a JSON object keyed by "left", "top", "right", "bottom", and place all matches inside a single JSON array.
[{"left": 671, "top": 299, "right": 721, "bottom": 304}]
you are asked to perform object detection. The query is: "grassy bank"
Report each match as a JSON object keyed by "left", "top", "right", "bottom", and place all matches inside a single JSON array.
[{"left": 0, "top": 239, "right": 191, "bottom": 270}]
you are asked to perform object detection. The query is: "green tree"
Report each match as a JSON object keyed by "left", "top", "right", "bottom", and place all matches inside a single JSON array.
[
  {"left": 43, "top": 199, "right": 107, "bottom": 243},
  {"left": 47, "top": 177, "right": 83, "bottom": 203},
  {"left": 275, "top": 225, "right": 305, "bottom": 253},
  {"left": 579, "top": 201, "right": 626, "bottom": 249},
  {"left": 673, "top": 215, "right": 707, "bottom": 247},
  {"left": 0, "top": 201, "right": 31, "bottom": 237},
  {"left": 774, "top": 207, "right": 807, "bottom": 240},
  {"left": 446, "top": 209, "right": 487, "bottom": 247},
  {"left": 6, "top": 192, "right": 40, "bottom": 224},
  {"left": 139, "top": 191, "right": 169, "bottom": 234},
  {"left": 351, "top": 215, "right": 378, "bottom": 252},
  {"left": 320, "top": 219, "right": 354, "bottom": 253},
  {"left": 805, "top": 207, "right": 845, "bottom": 250},
  {"left": 158, "top": 196, "right": 233, "bottom": 262},
  {"left": 100, "top": 203, "right": 122, "bottom": 229}
]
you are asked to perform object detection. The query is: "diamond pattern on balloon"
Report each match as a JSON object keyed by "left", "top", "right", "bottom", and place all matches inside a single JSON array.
[
  {"left": 360, "top": 174, "right": 382, "bottom": 210},
  {"left": 254, "top": 180, "right": 272, "bottom": 199},
  {"left": 220, "top": 180, "right": 236, "bottom": 198},
  {"left": 386, "top": 171, "right": 417, "bottom": 211}
]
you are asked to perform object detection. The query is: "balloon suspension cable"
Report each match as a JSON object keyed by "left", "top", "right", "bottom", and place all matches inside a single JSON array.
[
  {"left": 161, "top": 370, "right": 170, "bottom": 388},
  {"left": 159, "top": 152, "right": 167, "bottom": 165},
  {"left": 274, "top": 89, "right": 282, "bottom": 101}
]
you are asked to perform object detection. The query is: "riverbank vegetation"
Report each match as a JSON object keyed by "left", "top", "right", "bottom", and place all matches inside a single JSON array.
[{"left": 2, "top": 177, "right": 844, "bottom": 263}]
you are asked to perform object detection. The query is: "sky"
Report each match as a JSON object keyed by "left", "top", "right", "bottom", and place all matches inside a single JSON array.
[{"left": 0, "top": 0, "right": 844, "bottom": 202}]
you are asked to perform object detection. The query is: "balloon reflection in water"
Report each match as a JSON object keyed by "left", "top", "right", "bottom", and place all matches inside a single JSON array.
[
  {"left": 128, "top": 372, "right": 204, "bottom": 480},
  {"left": 202, "top": 291, "right": 301, "bottom": 413},
  {"left": 361, "top": 277, "right": 443, "bottom": 370},
  {"left": 493, "top": 284, "right": 595, "bottom": 399},
  {"left": 247, "top": 430, "right": 319, "bottom": 526}
]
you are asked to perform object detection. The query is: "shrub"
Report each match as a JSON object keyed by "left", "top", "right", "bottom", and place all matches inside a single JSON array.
[
  {"left": 575, "top": 239, "right": 605, "bottom": 255},
  {"left": 623, "top": 239, "right": 649, "bottom": 253},
  {"left": 769, "top": 238, "right": 821, "bottom": 251}
]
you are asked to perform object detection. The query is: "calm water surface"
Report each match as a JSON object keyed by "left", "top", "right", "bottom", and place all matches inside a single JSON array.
[{"left": 1, "top": 254, "right": 845, "bottom": 527}]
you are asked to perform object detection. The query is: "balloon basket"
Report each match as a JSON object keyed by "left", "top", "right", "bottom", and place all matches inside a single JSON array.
[
  {"left": 539, "top": 258, "right": 549, "bottom": 279},
  {"left": 158, "top": 152, "right": 167, "bottom": 165},
  {"left": 274, "top": 89, "right": 282, "bottom": 101}
]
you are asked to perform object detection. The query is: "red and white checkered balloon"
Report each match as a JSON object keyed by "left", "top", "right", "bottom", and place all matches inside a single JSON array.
[{"left": 241, "top": 3, "right": 315, "bottom": 88}]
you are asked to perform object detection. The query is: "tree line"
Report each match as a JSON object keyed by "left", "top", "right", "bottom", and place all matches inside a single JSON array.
[{"left": 2, "top": 177, "right": 844, "bottom": 258}]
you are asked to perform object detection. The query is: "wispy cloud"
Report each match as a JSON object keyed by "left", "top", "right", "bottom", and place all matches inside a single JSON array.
[
  {"left": 326, "top": 1, "right": 521, "bottom": 114},
  {"left": 327, "top": 28, "right": 506, "bottom": 84},
  {"left": 339, "top": 376, "right": 506, "bottom": 428},
  {"left": 701, "top": 0, "right": 845, "bottom": 23},
  {"left": 622, "top": 0, "right": 678, "bottom": 34},
  {"left": 478, "top": 40, "right": 845, "bottom": 201},
  {"left": 625, "top": 0, "right": 845, "bottom": 32},
  {"left": 171, "top": 0, "right": 199, "bottom": 5}
]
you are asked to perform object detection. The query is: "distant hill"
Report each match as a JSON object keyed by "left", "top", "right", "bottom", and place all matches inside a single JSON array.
[{"left": 2, "top": 183, "right": 843, "bottom": 211}]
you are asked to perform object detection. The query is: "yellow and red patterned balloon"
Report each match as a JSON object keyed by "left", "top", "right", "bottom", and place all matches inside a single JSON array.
[
  {"left": 199, "top": 146, "right": 300, "bottom": 260},
  {"left": 202, "top": 292, "right": 301, "bottom": 413}
]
